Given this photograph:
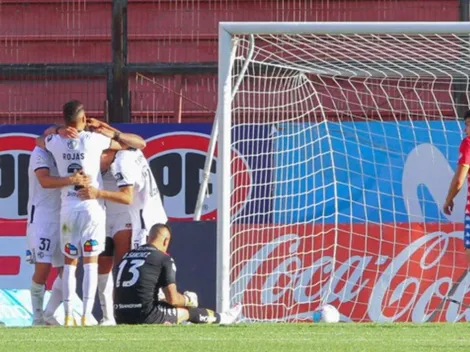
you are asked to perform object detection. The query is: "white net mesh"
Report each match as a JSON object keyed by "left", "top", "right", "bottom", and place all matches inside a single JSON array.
[{"left": 226, "top": 30, "right": 470, "bottom": 322}]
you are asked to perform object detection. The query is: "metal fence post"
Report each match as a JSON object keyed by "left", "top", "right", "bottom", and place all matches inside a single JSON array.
[{"left": 110, "top": 0, "right": 129, "bottom": 123}]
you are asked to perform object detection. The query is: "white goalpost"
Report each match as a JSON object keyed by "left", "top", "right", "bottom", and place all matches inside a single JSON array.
[{"left": 197, "top": 22, "right": 470, "bottom": 322}]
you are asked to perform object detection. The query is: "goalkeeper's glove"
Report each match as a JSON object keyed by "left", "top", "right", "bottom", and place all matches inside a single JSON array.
[{"left": 184, "top": 291, "right": 199, "bottom": 308}]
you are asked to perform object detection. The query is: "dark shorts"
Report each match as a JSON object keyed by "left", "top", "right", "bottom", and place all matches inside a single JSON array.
[
  {"left": 145, "top": 302, "right": 178, "bottom": 325},
  {"left": 99, "top": 237, "right": 114, "bottom": 257},
  {"left": 115, "top": 302, "right": 178, "bottom": 325}
]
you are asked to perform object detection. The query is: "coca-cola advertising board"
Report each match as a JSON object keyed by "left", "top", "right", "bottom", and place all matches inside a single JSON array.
[{"left": 232, "top": 223, "right": 469, "bottom": 322}]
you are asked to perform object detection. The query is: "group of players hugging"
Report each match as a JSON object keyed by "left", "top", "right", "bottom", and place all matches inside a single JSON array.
[{"left": 27, "top": 100, "right": 241, "bottom": 327}]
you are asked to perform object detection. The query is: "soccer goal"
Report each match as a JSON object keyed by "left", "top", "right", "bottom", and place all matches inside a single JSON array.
[{"left": 198, "top": 22, "right": 470, "bottom": 322}]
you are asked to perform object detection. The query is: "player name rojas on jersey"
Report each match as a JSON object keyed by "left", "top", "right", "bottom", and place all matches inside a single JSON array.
[{"left": 62, "top": 152, "right": 85, "bottom": 161}]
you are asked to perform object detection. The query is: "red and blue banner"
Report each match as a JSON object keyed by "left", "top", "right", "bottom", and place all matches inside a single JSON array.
[
  {"left": 0, "top": 124, "right": 271, "bottom": 225},
  {"left": 1, "top": 122, "right": 470, "bottom": 325},
  {"left": 0, "top": 123, "right": 267, "bottom": 325}
]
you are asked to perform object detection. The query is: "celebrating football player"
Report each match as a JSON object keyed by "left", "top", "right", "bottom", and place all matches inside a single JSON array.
[
  {"left": 27, "top": 131, "right": 89, "bottom": 325},
  {"left": 36, "top": 100, "right": 144, "bottom": 326}
]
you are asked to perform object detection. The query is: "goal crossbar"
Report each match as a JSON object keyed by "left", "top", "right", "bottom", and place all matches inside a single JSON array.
[{"left": 220, "top": 21, "right": 470, "bottom": 35}]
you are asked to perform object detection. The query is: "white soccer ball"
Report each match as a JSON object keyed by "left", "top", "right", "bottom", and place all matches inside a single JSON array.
[{"left": 313, "top": 304, "right": 341, "bottom": 323}]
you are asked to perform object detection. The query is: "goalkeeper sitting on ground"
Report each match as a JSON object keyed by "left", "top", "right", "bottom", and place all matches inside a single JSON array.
[{"left": 113, "top": 223, "right": 241, "bottom": 325}]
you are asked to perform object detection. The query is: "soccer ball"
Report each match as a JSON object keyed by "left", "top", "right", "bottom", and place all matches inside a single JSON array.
[{"left": 312, "top": 304, "right": 341, "bottom": 323}]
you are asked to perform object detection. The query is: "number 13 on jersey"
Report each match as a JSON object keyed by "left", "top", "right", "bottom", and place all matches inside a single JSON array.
[{"left": 116, "top": 259, "right": 145, "bottom": 288}]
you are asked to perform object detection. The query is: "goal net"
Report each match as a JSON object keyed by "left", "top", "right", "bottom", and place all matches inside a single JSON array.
[{"left": 213, "top": 22, "right": 470, "bottom": 323}]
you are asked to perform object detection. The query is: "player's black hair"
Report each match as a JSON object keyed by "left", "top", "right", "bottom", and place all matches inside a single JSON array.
[
  {"left": 63, "top": 100, "right": 85, "bottom": 124},
  {"left": 149, "top": 223, "right": 172, "bottom": 241},
  {"left": 463, "top": 110, "right": 470, "bottom": 121}
]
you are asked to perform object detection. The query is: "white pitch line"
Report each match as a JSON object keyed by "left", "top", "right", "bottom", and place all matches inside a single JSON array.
[{"left": 2, "top": 336, "right": 470, "bottom": 344}]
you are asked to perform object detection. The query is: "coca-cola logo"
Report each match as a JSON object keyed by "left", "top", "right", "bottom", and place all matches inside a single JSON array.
[{"left": 232, "top": 223, "right": 468, "bottom": 322}]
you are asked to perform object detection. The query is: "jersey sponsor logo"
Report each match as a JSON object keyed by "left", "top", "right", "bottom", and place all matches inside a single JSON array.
[
  {"left": 64, "top": 243, "right": 78, "bottom": 256},
  {"left": 84, "top": 239, "right": 99, "bottom": 252},
  {"left": 67, "top": 163, "right": 82, "bottom": 173},
  {"left": 67, "top": 163, "right": 84, "bottom": 192},
  {"left": 143, "top": 132, "right": 252, "bottom": 221},
  {"left": 66, "top": 191, "right": 78, "bottom": 197},
  {"left": 114, "top": 303, "right": 142, "bottom": 309}
]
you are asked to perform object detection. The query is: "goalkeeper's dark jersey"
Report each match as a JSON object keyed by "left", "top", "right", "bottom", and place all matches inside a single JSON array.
[{"left": 114, "top": 244, "right": 176, "bottom": 322}]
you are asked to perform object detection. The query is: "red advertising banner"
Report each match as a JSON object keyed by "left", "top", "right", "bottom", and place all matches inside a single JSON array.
[
  {"left": 232, "top": 223, "right": 469, "bottom": 322},
  {"left": 0, "top": 220, "right": 56, "bottom": 290}
]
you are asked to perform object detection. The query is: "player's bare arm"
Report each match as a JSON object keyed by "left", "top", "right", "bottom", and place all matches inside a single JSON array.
[
  {"left": 443, "top": 164, "right": 470, "bottom": 215},
  {"left": 162, "top": 284, "right": 187, "bottom": 307},
  {"left": 162, "top": 284, "right": 199, "bottom": 308},
  {"left": 78, "top": 184, "right": 134, "bottom": 205},
  {"left": 36, "top": 125, "right": 79, "bottom": 149},
  {"left": 35, "top": 168, "right": 90, "bottom": 189},
  {"left": 87, "top": 118, "right": 121, "bottom": 134},
  {"left": 44, "top": 125, "right": 79, "bottom": 138},
  {"left": 87, "top": 117, "right": 146, "bottom": 150}
]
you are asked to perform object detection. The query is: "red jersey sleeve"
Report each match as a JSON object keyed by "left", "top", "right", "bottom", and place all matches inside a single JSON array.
[{"left": 459, "top": 137, "right": 470, "bottom": 165}]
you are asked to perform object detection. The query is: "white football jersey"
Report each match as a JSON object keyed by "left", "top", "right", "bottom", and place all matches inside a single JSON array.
[
  {"left": 45, "top": 131, "right": 111, "bottom": 212},
  {"left": 27, "top": 147, "right": 61, "bottom": 224},
  {"left": 102, "top": 169, "right": 130, "bottom": 215},
  {"left": 110, "top": 149, "right": 168, "bottom": 231}
]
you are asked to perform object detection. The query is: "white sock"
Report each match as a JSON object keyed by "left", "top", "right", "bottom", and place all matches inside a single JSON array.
[
  {"left": 71, "top": 292, "right": 84, "bottom": 317},
  {"left": 62, "top": 265, "right": 77, "bottom": 316},
  {"left": 44, "top": 275, "right": 62, "bottom": 318},
  {"left": 30, "top": 281, "right": 45, "bottom": 321},
  {"left": 98, "top": 273, "right": 114, "bottom": 321},
  {"left": 83, "top": 263, "right": 98, "bottom": 317}
]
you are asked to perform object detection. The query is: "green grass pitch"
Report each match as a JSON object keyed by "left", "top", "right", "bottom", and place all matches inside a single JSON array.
[{"left": 1, "top": 323, "right": 469, "bottom": 352}]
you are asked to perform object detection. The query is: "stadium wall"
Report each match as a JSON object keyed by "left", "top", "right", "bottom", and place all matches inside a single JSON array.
[{"left": 0, "top": 0, "right": 464, "bottom": 124}]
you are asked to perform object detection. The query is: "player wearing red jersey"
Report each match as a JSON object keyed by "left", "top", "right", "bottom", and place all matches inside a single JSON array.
[{"left": 443, "top": 111, "right": 470, "bottom": 263}]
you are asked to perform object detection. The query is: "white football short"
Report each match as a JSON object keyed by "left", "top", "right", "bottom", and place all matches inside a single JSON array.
[
  {"left": 26, "top": 222, "right": 63, "bottom": 267},
  {"left": 60, "top": 209, "right": 106, "bottom": 259},
  {"left": 129, "top": 205, "right": 168, "bottom": 249},
  {"left": 106, "top": 212, "right": 132, "bottom": 238},
  {"left": 131, "top": 228, "right": 149, "bottom": 250}
]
